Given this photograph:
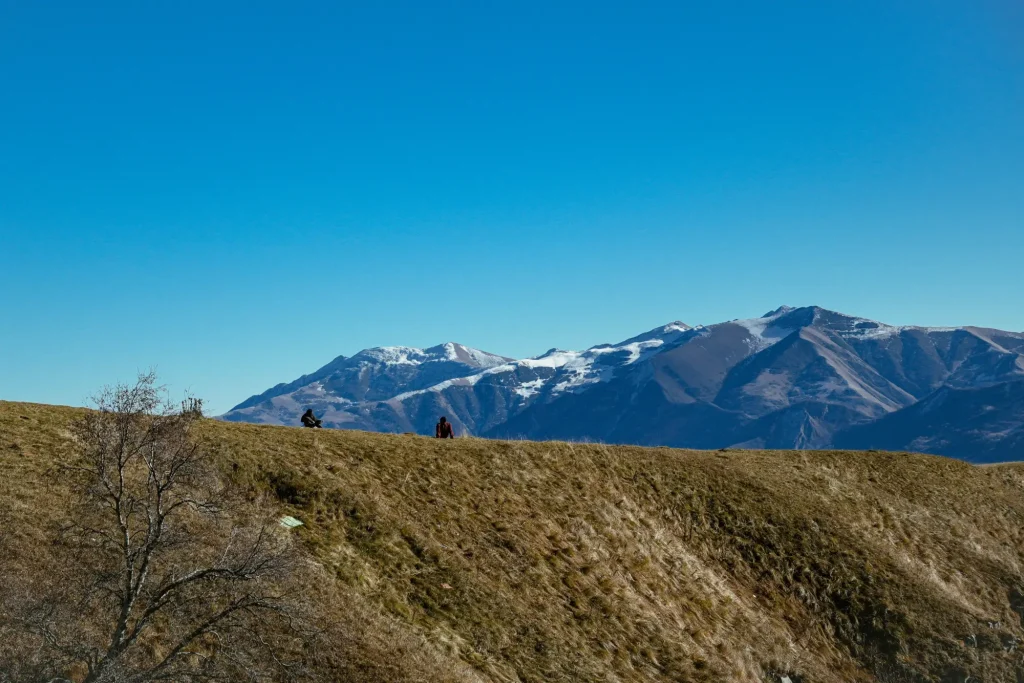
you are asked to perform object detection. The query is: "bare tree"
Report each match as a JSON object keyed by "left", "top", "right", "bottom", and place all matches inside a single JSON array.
[{"left": 0, "top": 373, "right": 313, "bottom": 682}]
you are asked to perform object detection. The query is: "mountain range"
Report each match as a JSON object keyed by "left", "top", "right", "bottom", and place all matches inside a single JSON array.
[{"left": 221, "top": 306, "right": 1024, "bottom": 462}]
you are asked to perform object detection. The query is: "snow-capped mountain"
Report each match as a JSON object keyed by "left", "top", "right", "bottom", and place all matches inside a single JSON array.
[
  {"left": 222, "top": 307, "right": 1024, "bottom": 462},
  {"left": 224, "top": 342, "right": 512, "bottom": 427}
]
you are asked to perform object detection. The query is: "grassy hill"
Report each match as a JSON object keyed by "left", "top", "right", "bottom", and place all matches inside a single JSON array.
[{"left": 3, "top": 400, "right": 1024, "bottom": 682}]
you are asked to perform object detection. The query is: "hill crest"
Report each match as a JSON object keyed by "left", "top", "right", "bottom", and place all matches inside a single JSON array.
[{"left": 5, "top": 401, "right": 1024, "bottom": 682}]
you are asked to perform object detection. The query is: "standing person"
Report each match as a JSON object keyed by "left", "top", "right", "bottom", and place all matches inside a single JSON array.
[
  {"left": 301, "top": 409, "right": 323, "bottom": 428},
  {"left": 435, "top": 416, "right": 454, "bottom": 439}
]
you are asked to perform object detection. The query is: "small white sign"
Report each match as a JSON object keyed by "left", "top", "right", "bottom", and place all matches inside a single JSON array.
[{"left": 279, "top": 515, "right": 304, "bottom": 528}]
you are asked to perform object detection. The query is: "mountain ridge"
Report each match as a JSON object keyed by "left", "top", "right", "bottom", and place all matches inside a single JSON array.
[{"left": 222, "top": 306, "right": 1024, "bottom": 462}]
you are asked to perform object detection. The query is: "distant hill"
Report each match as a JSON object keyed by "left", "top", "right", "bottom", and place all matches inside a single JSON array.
[
  {"left": 222, "top": 306, "right": 1024, "bottom": 462},
  {"left": 5, "top": 401, "right": 1024, "bottom": 681},
  {"left": 835, "top": 379, "right": 1024, "bottom": 462}
]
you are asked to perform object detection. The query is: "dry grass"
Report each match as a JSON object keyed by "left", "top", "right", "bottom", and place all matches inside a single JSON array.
[{"left": 3, "top": 400, "right": 1024, "bottom": 682}]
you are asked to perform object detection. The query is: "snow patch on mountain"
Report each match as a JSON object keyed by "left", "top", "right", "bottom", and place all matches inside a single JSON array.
[
  {"left": 834, "top": 320, "right": 959, "bottom": 341},
  {"left": 359, "top": 346, "right": 427, "bottom": 365},
  {"left": 731, "top": 311, "right": 796, "bottom": 352},
  {"left": 655, "top": 321, "right": 691, "bottom": 336},
  {"left": 455, "top": 344, "right": 511, "bottom": 368},
  {"left": 383, "top": 323, "right": 695, "bottom": 404},
  {"left": 519, "top": 350, "right": 582, "bottom": 369},
  {"left": 354, "top": 343, "right": 510, "bottom": 368},
  {"left": 515, "top": 379, "right": 546, "bottom": 399},
  {"left": 389, "top": 370, "right": 497, "bottom": 401},
  {"left": 591, "top": 338, "right": 667, "bottom": 364},
  {"left": 544, "top": 323, "right": 694, "bottom": 395},
  {"left": 435, "top": 342, "right": 511, "bottom": 367}
]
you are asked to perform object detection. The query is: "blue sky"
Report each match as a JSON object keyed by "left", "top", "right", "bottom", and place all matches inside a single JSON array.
[{"left": 1, "top": 1, "right": 1022, "bottom": 414}]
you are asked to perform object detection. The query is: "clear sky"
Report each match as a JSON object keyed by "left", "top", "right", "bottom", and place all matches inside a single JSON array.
[{"left": 1, "top": 1, "right": 1022, "bottom": 414}]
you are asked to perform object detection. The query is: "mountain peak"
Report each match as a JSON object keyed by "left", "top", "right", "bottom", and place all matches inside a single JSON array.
[
  {"left": 608, "top": 321, "right": 693, "bottom": 348},
  {"left": 762, "top": 305, "right": 795, "bottom": 318},
  {"left": 356, "top": 346, "right": 427, "bottom": 365},
  {"left": 426, "top": 342, "right": 513, "bottom": 368},
  {"left": 351, "top": 343, "right": 511, "bottom": 369}
]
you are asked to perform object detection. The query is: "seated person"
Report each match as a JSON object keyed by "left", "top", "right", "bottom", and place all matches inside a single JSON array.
[
  {"left": 436, "top": 416, "right": 454, "bottom": 439},
  {"left": 301, "top": 409, "right": 323, "bottom": 428}
]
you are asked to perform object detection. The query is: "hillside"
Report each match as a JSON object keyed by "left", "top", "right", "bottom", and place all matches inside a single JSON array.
[
  {"left": 835, "top": 380, "right": 1024, "bottom": 464},
  {"left": 4, "top": 400, "right": 1024, "bottom": 682},
  {"left": 221, "top": 306, "right": 1024, "bottom": 462}
]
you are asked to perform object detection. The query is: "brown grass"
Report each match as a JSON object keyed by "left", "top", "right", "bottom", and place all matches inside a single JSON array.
[{"left": 3, "top": 400, "right": 1024, "bottom": 682}]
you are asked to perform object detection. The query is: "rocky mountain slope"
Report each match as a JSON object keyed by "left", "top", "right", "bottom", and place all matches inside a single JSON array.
[
  {"left": 5, "top": 401, "right": 1024, "bottom": 682},
  {"left": 222, "top": 307, "right": 1024, "bottom": 462},
  {"left": 835, "top": 379, "right": 1024, "bottom": 463}
]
